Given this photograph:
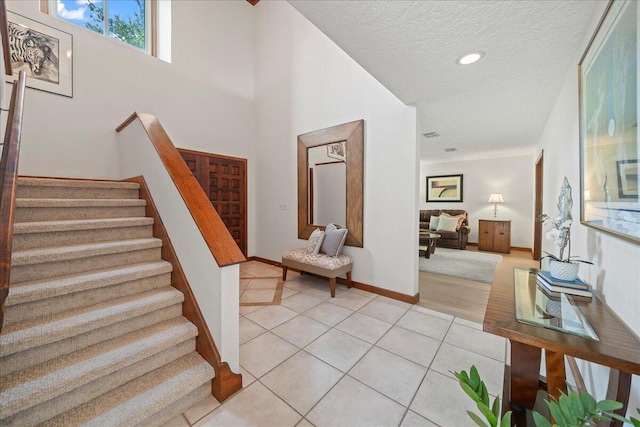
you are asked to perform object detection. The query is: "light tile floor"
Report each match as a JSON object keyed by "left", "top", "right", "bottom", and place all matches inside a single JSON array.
[{"left": 164, "top": 261, "right": 507, "bottom": 427}]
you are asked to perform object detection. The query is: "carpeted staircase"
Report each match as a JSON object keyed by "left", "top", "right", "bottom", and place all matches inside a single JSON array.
[{"left": 0, "top": 177, "right": 216, "bottom": 426}]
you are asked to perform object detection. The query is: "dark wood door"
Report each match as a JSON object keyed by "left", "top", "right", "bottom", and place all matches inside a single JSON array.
[
  {"left": 534, "top": 151, "right": 544, "bottom": 260},
  {"left": 179, "top": 149, "right": 247, "bottom": 256}
]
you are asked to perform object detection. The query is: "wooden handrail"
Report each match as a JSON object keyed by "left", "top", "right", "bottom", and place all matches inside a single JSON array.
[
  {"left": 125, "top": 176, "right": 242, "bottom": 402},
  {"left": 117, "top": 112, "right": 246, "bottom": 267},
  {"left": 0, "top": 71, "right": 27, "bottom": 332},
  {"left": 0, "top": 0, "right": 12, "bottom": 76}
]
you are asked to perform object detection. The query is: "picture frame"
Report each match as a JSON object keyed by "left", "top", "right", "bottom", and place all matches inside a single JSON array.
[
  {"left": 426, "top": 174, "right": 463, "bottom": 202},
  {"left": 616, "top": 160, "right": 638, "bottom": 199},
  {"left": 326, "top": 141, "right": 346, "bottom": 161},
  {"left": 579, "top": 0, "right": 639, "bottom": 244},
  {"left": 5, "top": 12, "right": 73, "bottom": 97}
]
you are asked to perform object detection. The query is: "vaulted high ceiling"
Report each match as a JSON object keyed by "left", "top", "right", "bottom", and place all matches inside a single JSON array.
[{"left": 288, "top": 1, "right": 605, "bottom": 163}]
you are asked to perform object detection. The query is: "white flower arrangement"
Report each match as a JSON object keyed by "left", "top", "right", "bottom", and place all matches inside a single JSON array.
[{"left": 537, "top": 178, "right": 592, "bottom": 265}]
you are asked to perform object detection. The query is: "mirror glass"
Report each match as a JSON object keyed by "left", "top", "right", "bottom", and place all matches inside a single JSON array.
[{"left": 307, "top": 142, "right": 347, "bottom": 226}]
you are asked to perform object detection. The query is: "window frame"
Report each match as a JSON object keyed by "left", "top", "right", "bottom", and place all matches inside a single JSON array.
[{"left": 42, "top": 0, "right": 156, "bottom": 56}]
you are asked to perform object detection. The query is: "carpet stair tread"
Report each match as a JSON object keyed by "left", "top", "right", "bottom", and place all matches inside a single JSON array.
[
  {"left": 0, "top": 318, "right": 197, "bottom": 418},
  {"left": 11, "top": 238, "right": 163, "bottom": 267},
  {"left": 16, "top": 198, "right": 147, "bottom": 207},
  {"left": 0, "top": 287, "right": 184, "bottom": 357},
  {"left": 13, "top": 217, "right": 154, "bottom": 234},
  {"left": 16, "top": 178, "right": 141, "bottom": 201},
  {"left": 17, "top": 177, "right": 140, "bottom": 190},
  {"left": 41, "top": 352, "right": 215, "bottom": 427},
  {"left": 6, "top": 261, "right": 173, "bottom": 306}
]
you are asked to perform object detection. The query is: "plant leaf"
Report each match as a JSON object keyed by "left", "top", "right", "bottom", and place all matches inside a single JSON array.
[
  {"left": 466, "top": 410, "right": 491, "bottom": 427},
  {"left": 470, "top": 366, "right": 480, "bottom": 391},
  {"left": 532, "top": 411, "right": 553, "bottom": 427},
  {"left": 569, "top": 391, "right": 585, "bottom": 418},
  {"left": 579, "top": 391, "right": 597, "bottom": 413},
  {"left": 479, "top": 383, "right": 491, "bottom": 407},
  {"left": 460, "top": 382, "right": 481, "bottom": 403},
  {"left": 476, "top": 402, "right": 497, "bottom": 427},
  {"left": 595, "top": 400, "right": 623, "bottom": 412},
  {"left": 500, "top": 411, "right": 512, "bottom": 427},
  {"left": 491, "top": 396, "right": 501, "bottom": 419},
  {"left": 547, "top": 400, "right": 569, "bottom": 426}
]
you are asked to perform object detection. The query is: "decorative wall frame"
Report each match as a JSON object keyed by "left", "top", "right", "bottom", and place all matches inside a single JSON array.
[
  {"left": 426, "top": 174, "right": 463, "bottom": 202},
  {"left": 579, "top": 0, "right": 639, "bottom": 244},
  {"left": 326, "top": 141, "right": 346, "bottom": 161},
  {"left": 5, "top": 12, "right": 73, "bottom": 97}
]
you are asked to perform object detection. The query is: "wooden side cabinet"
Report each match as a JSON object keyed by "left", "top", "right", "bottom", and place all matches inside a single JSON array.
[{"left": 478, "top": 220, "right": 511, "bottom": 254}]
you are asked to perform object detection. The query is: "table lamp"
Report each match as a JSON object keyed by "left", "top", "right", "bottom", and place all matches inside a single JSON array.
[{"left": 488, "top": 193, "right": 504, "bottom": 218}]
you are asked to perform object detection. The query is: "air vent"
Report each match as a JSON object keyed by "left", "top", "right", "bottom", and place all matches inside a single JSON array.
[
  {"left": 444, "top": 148, "right": 457, "bottom": 152},
  {"left": 422, "top": 132, "right": 440, "bottom": 138}
]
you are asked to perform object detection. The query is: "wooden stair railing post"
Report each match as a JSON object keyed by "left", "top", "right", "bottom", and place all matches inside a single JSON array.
[{"left": 0, "top": 72, "right": 26, "bottom": 332}]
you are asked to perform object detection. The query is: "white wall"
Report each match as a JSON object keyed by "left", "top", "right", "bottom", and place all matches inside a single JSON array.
[
  {"left": 6, "top": 0, "right": 257, "bottom": 255},
  {"left": 536, "top": 2, "right": 639, "bottom": 413},
  {"left": 253, "top": 1, "right": 419, "bottom": 297},
  {"left": 420, "top": 154, "right": 535, "bottom": 248}
]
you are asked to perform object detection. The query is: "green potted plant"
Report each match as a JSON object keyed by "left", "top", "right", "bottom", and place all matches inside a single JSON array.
[
  {"left": 538, "top": 177, "right": 592, "bottom": 281},
  {"left": 453, "top": 366, "right": 640, "bottom": 427}
]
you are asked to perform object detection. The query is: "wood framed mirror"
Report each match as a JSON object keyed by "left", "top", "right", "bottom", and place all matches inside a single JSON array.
[{"left": 298, "top": 120, "right": 364, "bottom": 247}]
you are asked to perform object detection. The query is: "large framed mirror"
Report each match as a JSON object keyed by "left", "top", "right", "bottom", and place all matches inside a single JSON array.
[{"left": 298, "top": 120, "right": 364, "bottom": 247}]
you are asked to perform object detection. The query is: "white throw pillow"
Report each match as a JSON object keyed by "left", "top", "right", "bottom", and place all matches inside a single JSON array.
[
  {"left": 429, "top": 215, "right": 440, "bottom": 230},
  {"left": 320, "top": 223, "right": 348, "bottom": 256},
  {"left": 441, "top": 212, "right": 465, "bottom": 230},
  {"left": 307, "top": 228, "right": 325, "bottom": 255},
  {"left": 436, "top": 216, "right": 458, "bottom": 232}
]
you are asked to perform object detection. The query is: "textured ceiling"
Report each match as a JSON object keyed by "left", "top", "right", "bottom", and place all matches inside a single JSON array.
[{"left": 288, "top": 0, "right": 605, "bottom": 163}]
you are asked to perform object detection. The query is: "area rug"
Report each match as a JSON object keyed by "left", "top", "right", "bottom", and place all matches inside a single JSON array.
[{"left": 418, "top": 248, "right": 503, "bottom": 283}]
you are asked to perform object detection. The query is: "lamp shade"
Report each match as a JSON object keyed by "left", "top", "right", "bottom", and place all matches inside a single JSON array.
[{"left": 488, "top": 193, "right": 504, "bottom": 203}]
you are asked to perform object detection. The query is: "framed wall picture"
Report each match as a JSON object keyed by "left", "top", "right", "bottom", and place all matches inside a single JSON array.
[
  {"left": 616, "top": 160, "right": 638, "bottom": 199},
  {"left": 5, "top": 12, "right": 73, "bottom": 97},
  {"left": 326, "top": 141, "right": 346, "bottom": 161},
  {"left": 426, "top": 174, "right": 463, "bottom": 202},
  {"left": 579, "top": 0, "right": 639, "bottom": 244}
]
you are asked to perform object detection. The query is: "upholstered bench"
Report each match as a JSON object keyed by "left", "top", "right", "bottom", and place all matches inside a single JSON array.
[{"left": 281, "top": 249, "right": 353, "bottom": 297}]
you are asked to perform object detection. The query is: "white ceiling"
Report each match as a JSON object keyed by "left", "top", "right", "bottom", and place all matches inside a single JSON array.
[{"left": 288, "top": 0, "right": 605, "bottom": 163}]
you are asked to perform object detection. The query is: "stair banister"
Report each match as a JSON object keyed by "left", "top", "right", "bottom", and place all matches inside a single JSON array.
[
  {"left": 116, "top": 112, "right": 244, "bottom": 401},
  {"left": 0, "top": 73, "right": 25, "bottom": 332},
  {"left": 0, "top": 0, "right": 11, "bottom": 76}
]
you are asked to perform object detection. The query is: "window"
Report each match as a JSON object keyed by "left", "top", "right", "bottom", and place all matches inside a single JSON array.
[{"left": 44, "top": 0, "right": 156, "bottom": 55}]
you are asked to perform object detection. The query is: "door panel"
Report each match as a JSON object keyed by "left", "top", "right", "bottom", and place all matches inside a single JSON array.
[{"left": 178, "top": 149, "right": 247, "bottom": 256}]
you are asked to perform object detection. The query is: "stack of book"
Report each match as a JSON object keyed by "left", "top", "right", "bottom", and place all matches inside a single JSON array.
[{"left": 536, "top": 270, "right": 592, "bottom": 300}]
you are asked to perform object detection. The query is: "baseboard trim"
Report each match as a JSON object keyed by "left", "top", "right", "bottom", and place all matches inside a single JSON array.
[
  {"left": 467, "top": 242, "right": 532, "bottom": 253},
  {"left": 247, "top": 256, "right": 419, "bottom": 304}
]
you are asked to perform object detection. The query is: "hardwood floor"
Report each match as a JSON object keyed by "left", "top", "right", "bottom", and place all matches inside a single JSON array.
[{"left": 417, "top": 247, "right": 538, "bottom": 323}]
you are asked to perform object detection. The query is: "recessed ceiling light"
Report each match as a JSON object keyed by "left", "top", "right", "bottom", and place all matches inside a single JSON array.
[
  {"left": 456, "top": 51, "right": 485, "bottom": 65},
  {"left": 422, "top": 132, "right": 440, "bottom": 138}
]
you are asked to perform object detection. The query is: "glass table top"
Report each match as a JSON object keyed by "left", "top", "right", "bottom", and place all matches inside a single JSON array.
[
  {"left": 513, "top": 269, "right": 599, "bottom": 341},
  {"left": 419, "top": 232, "right": 441, "bottom": 239}
]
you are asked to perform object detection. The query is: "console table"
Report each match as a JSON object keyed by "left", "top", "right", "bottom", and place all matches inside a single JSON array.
[{"left": 484, "top": 264, "right": 640, "bottom": 427}]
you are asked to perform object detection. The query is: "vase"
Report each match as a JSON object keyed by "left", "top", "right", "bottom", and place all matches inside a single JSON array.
[{"left": 549, "top": 260, "right": 579, "bottom": 281}]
